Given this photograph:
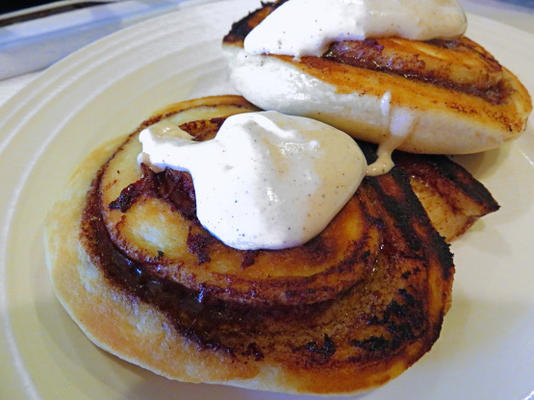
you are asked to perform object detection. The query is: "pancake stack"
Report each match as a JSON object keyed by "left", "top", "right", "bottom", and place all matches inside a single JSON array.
[{"left": 46, "top": 95, "right": 500, "bottom": 394}]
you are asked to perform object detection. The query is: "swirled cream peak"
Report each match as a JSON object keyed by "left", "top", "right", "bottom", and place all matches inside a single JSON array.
[
  {"left": 244, "top": 0, "right": 467, "bottom": 58},
  {"left": 139, "top": 111, "right": 367, "bottom": 250}
]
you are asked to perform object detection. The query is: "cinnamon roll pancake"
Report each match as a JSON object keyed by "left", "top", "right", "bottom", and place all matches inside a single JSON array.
[
  {"left": 45, "top": 95, "right": 498, "bottom": 395},
  {"left": 222, "top": 0, "right": 532, "bottom": 155}
]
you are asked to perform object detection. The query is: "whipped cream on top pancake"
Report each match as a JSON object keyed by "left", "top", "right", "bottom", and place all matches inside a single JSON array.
[{"left": 245, "top": 0, "right": 467, "bottom": 58}]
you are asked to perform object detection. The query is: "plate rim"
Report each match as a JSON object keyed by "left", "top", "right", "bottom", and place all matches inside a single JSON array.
[{"left": 1, "top": 2, "right": 533, "bottom": 399}]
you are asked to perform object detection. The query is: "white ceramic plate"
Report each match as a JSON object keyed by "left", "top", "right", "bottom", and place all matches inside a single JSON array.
[{"left": 1, "top": 1, "right": 533, "bottom": 399}]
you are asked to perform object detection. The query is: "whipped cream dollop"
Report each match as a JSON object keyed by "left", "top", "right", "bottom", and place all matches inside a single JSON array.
[
  {"left": 244, "top": 0, "right": 467, "bottom": 58},
  {"left": 139, "top": 111, "right": 367, "bottom": 250}
]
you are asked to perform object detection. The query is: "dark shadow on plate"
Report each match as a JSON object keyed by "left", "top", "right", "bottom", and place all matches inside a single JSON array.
[
  {"left": 452, "top": 220, "right": 512, "bottom": 256},
  {"left": 122, "top": 369, "right": 368, "bottom": 400},
  {"left": 449, "top": 141, "right": 534, "bottom": 228},
  {"left": 448, "top": 144, "right": 511, "bottom": 181},
  {"left": 424, "top": 287, "right": 530, "bottom": 364}
]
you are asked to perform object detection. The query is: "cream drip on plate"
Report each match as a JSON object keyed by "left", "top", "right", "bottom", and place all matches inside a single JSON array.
[
  {"left": 138, "top": 111, "right": 367, "bottom": 250},
  {"left": 244, "top": 0, "right": 467, "bottom": 58}
]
